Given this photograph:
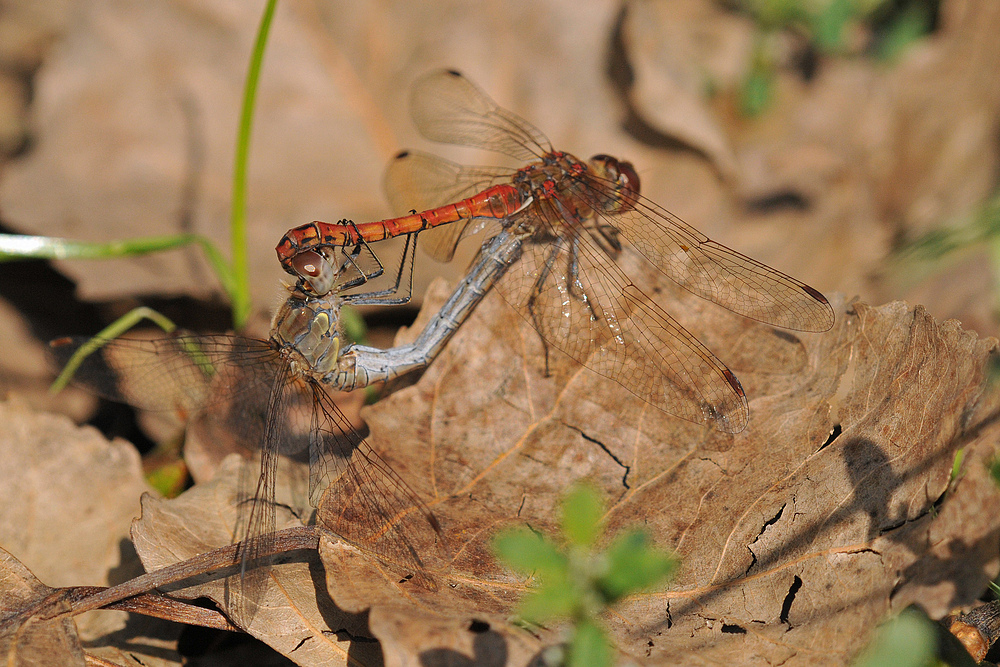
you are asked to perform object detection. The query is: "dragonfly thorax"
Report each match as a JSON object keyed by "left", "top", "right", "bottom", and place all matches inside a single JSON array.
[{"left": 271, "top": 291, "right": 344, "bottom": 378}]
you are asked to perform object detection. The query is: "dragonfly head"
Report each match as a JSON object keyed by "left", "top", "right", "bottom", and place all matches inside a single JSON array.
[{"left": 588, "top": 154, "right": 641, "bottom": 213}]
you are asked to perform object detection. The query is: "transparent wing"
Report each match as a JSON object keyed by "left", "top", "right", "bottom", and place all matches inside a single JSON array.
[
  {"left": 310, "top": 385, "right": 442, "bottom": 589},
  {"left": 492, "top": 203, "right": 750, "bottom": 432},
  {"left": 49, "top": 334, "right": 298, "bottom": 626},
  {"left": 401, "top": 69, "right": 834, "bottom": 333},
  {"left": 409, "top": 69, "right": 551, "bottom": 162},
  {"left": 384, "top": 150, "right": 512, "bottom": 262},
  {"left": 48, "top": 334, "right": 280, "bottom": 445},
  {"left": 572, "top": 174, "right": 836, "bottom": 332},
  {"left": 232, "top": 361, "right": 298, "bottom": 627}
]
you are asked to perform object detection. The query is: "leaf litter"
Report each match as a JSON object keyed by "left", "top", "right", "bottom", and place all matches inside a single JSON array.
[
  {"left": 2, "top": 0, "right": 1000, "bottom": 664},
  {"left": 121, "top": 262, "right": 998, "bottom": 665}
]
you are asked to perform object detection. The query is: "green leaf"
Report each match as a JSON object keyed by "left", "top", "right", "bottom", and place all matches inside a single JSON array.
[
  {"left": 741, "top": 51, "right": 774, "bottom": 117},
  {"left": 561, "top": 484, "right": 604, "bottom": 548},
  {"left": 743, "top": 0, "right": 808, "bottom": 30},
  {"left": 851, "top": 607, "right": 937, "bottom": 667},
  {"left": 145, "top": 460, "right": 189, "bottom": 498},
  {"left": 492, "top": 526, "right": 566, "bottom": 577},
  {"left": 600, "top": 529, "right": 678, "bottom": 600},
  {"left": 949, "top": 448, "right": 964, "bottom": 485},
  {"left": 812, "top": 0, "right": 857, "bottom": 53},
  {"left": 875, "top": 4, "right": 932, "bottom": 62},
  {"left": 568, "top": 618, "right": 612, "bottom": 667},
  {"left": 518, "top": 576, "right": 578, "bottom": 624},
  {"left": 990, "top": 456, "right": 1000, "bottom": 488}
]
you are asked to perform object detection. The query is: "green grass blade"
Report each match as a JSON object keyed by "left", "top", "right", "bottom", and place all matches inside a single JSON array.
[
  {"left": 0, "top": 233, "right": 192, "bottom": 260},
  {"left": 49, "top": 307, "right": 178, "bottom": 393},
  {"left": 0, "top": 233, "right": 237, "bottom": 299},
  {"left": 229, "top": 0, "right": 278, "bottom": 330}
]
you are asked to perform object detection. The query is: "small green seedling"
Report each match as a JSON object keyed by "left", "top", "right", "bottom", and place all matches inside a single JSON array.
[
  {"left": 492, "top": 484, "right": 678, "bottom": 667},
  {"left": 891, "top": 190, "right": 1000, "bottom": 315},
  {"left": 736, "top": 0, "right": 936, "bottom": 116},
  {"left": 989, "top": 456, "right": 1000, "bottom": 489},
  {"left": 851, "top": 607, "right": 938, "bottom": 667}
]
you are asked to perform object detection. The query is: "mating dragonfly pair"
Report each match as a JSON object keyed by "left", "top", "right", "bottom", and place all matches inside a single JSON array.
[{"left": 56, "top": 70, "right": 834, "bottom": 626}]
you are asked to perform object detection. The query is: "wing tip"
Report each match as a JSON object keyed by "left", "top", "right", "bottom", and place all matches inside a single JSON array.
[
  {"left": 713, "top": 368, "right": 749, "bottom": 434},
  {"left": 801, "top": 284, "right": 837, "bottom": 331}
]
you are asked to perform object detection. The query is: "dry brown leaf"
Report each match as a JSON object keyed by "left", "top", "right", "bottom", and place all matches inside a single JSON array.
[
  {"left": 305, "top": 269, "right": 999, "bottom": 665},
  {"left": 0, "top": 397, "right": 184, "bottom": 663},
  {"left": 0, "top": 548, "right": 86, "bottom": 667},
  {"left": 79, "top": 612, "right": 183, "bottom": 667},
  {"left": 619, "top": 0, "right": 1000, "bottom": 335},
  {"left": 0, "top": 397, "right": 149, "bottom": 589},
  {"left": 621, "top": 0, "right": 745, "bottom": 180},
  {"left": 0, "top": 299, "right": 94, "bottom": 422},
  {"left": 368, "top": 600, "right": 543, "bottom": 667},
  {"left": 129, "top": 454, "right": 379, "bottom": 667}
]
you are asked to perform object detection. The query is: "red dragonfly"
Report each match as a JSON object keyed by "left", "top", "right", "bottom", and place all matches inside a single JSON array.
[
  {"left": 277, "top": 70, "right": 834, "bottom": 433},
  {"left": 50, "top": 277, "right": 441, "bottom": 627}
]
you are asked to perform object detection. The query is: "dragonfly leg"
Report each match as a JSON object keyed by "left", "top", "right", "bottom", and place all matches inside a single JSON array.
[
  {"left": 525, "top": 238, "right": 567, "bottom": 377},
  {"left": 334, "top": 230, "right": 386, "bottom": 292},
  {"left": 343, "top": 233, "right": 418, "bottom": 307},
  {"left": 589, "top": 220, "right": 622, "bottom": 257},
  {"left": 565, "top": 235, "right": 601, "bottom": 323}
]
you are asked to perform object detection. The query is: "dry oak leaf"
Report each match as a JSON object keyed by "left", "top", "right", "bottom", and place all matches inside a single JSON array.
[
  {"left": 0, "top": 397, "right": 149, "bottom": 590},
  {"left": 130, "top": 454, "right": 381, "bottom": 667},
  {"left": 0, "top": 548, "right": 86, "bottom": 667},
  {"left": 319, "top": 275, "right": 999, "bottom": 667},
  {"left": 0, "top": 398, "right": 180, "bottom": 666}
]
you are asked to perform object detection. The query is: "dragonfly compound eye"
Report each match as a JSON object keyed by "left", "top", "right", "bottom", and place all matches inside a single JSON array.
[
  {"left": 588, "top": 154, "right": 641, "bottom": 213},
  {"left": 290, "top": 250, "right": 336, "bottom": 296}
]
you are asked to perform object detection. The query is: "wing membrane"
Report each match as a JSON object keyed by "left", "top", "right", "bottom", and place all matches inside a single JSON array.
[
  {"left": 491, "top": 204, "right": 749, "bottom": 432},
  {"left": 410, "top": 69, "right": 551, "bottom": 162}
]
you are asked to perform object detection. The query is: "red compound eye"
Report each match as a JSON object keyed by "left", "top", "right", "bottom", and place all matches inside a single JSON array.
[
  {"left": 616, "top": 160, "right": 640, "bottom": 197},
  {"left": 290, "top": 250, "right": 335, "bottom": 295},
  {"left": 291, "top": 251, "right": 324, "bottom": 278},
  {"left": 589, "top": 154, "right": 641, "bottom": 212}
]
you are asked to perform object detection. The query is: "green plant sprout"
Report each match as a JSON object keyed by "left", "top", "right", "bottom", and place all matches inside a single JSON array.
[
  {"left": 889, "top": 189, "right": 1000, "bottom": 312},
  {"left": 851, "top": 607, "right": 939, "bottom": 667},
  {"left": 989, "top": 456, "right": 1000, "bottom": 489},
  {"left": 735, "top": 0, "right": 936, "bottom": 116},
  {"left": 492, "top": 484, "right": 678, "bottom": 667}
]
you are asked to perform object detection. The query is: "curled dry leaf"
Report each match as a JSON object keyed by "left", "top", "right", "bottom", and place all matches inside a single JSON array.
[
  {"left": 129, "top": 455, "right": 381, "bottom": 667},
  {"left": 0, "top": 397, "right": 167, "bottom": 664},
  {"left": 620, "top": 0, "right": 744, "bottom": 180},
  {"left": 0, "top": 397, "right": 149, "bottom": 590},
  {"left": 0, "top": 548, "right": 86, "bottom": 667},
  {"left": 309, "top": 264, "right": 999, "bottom": 665}
]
